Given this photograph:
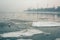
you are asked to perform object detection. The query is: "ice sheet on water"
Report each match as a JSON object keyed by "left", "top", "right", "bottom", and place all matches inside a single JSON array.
[
  {"left": 32, "top": 21, "right": 60, "bottom": 27},
  {"left": 1, "top": 28, "right": 44, "bottom": 37}
]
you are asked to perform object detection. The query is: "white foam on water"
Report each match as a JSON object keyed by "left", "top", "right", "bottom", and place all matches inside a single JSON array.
[
  {"left": 56, "top": 38, "right": 60, "bottom": 40},
  {"left": 17, "top": 39, "right": 32, "bottom": 40}
]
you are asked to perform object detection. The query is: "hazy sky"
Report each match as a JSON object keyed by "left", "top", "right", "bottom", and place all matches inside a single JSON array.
[{"left": 0, "top": 0, "right": 60, "bottom": 12}]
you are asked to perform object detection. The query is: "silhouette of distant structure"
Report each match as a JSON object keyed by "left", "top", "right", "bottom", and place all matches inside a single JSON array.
[
  {"left": 26, "top": 6, "right": 60, "bottom": 12},
  {"left": 23, "top": 6, "right": 60, "bottom": 22}
]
